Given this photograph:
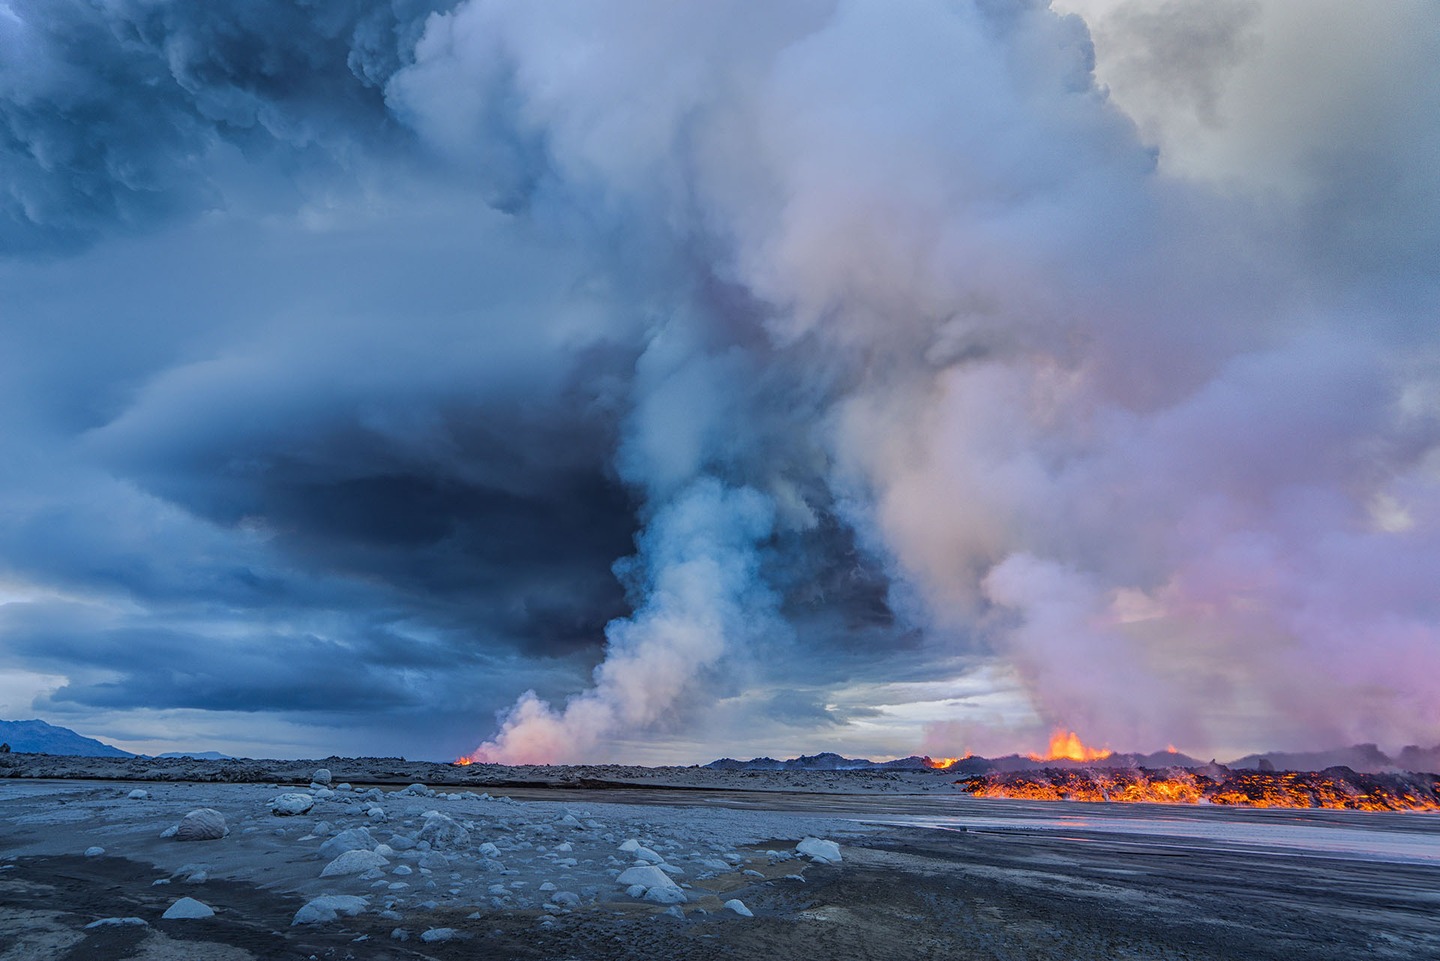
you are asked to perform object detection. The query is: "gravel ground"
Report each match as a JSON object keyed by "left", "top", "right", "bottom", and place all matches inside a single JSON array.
[{"left": 2, "top": 773, "right": 1437, "bottom": 960}]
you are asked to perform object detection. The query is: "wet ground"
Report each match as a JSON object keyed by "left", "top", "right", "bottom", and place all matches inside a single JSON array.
[{"left": 2, "top": 781, "right": 1437, "bottom": 960}]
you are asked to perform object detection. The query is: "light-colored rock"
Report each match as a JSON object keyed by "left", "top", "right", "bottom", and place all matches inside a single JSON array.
[
  {"left": 618, "top": 839, "right": 641, "bottom": 853},
  {"left": 643, "top": 885, "right": 687, "bottom": 905},
  {"left": 318, "top": 827, "right": 377, "bottom": 859},
  {"left": 86, "top": 917, "right": 148, "bottom": 928},
  {"left": 312, "top": 768, "right": 333, "bottom": 786},
  {"left": 127, "top": 789, "right": 148, "bottom": 800},
  {"left": 161, "top": 897, "right": 214, "bottom": 920},
  {"left": 320, "top": 849, "right": 390, "bottom": 877},
  {"left": 616, "top": 865, "right": 687, "bottom": 904},
  {"left": 271, "top": 793, "right": 314, "bottom": 816},
  {"left": 292, "top": 895, "right": 367, "bottom": 925},
  {"left": 724, "top": 898, "right": 754, "bottom": 917},
  {"left": 84, "top": 846, "right": 105, "bottom": 857},
  {"left": 421, "top": 928, "right": 456, "bottom": 942},
  {"left": 632, "top": 846, "right": 665, "bottom": 864},
  {"left": 795, "top": 837, "right": 842, "bottom": 864},
  {"left": 174, "top": 809, "right": 228, "bottom": 842},
  {"left": 417, "top": 811, "right": 470, "bottom": 848}
]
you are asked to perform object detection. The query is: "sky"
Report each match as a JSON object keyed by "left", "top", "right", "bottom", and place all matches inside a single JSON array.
[{"left": 0, "top": 0, "right": 1437, "bottom": 764}]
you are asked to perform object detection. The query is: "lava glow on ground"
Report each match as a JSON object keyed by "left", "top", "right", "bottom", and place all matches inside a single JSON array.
[{"left": 958, "top": 768, "right": 1440, "bottom": 811}]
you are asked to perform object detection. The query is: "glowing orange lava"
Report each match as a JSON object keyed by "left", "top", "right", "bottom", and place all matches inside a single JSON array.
[
  {"left": 958, "top": 769, "right": 1440, "bottom": 811},
  {"left": 925, "top": 755, "right": 967, "bottom": 770},
  {"left": 452, "top": 756, "right": 474, "bottom": 766},
  {"left": 1027, "top": 729, "right": 1112, "bottom": 763}
]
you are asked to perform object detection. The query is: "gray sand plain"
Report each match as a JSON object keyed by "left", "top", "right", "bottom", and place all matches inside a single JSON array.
[{"left": 2, "top": 758, "right": 1438, "bottom": 960}]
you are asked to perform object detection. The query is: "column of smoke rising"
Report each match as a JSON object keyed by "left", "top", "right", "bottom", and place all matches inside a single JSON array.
[
  {"left": 470, "top": 480, "right": 776, "bottom": 763},
  {"left": 398, "top": 0, "right": 1440, "bottom": 759}
]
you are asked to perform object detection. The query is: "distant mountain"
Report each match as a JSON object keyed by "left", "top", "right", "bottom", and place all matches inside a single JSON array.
[
  {"left": 0, "top": 719, "right": 132, "bottom": 757},
  {"left": 155, "top": 751, "right": 234, "bottom": 760},
  {"left": 706, "top": 752, "right": 937, "bottom": 771},
  {"left": 1227, "top": 743, "right": 1440, "bottom": 774},
  {"left": 705, "top": 744, "right": 1440, "bottom": 776}
]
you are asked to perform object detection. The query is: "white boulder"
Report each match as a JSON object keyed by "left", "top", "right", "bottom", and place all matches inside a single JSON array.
[
  {"left": 318, "top": 827, "right": 377, "bottom": 859},
  {"left": 292, "top": 895, "right": 367, "bottom": 925},
  {"left": 417, "top": 811, "right": 470, "bottom": 848},
  {"left": 161, "top": 897, "right": 214, "bottom": 920},
  {"left": 795, "top": 837, "right": 842, "bottom": 864},
  {"left": 632, "top": 846, "right": 665, "bottom": 864},
  {"left": 724, "top": 899, "right": 754, "bottom": 917},
  {"left": 311, "top": 768, "right": 333, "bottom": 786},
  {"left": 616, "top": 865, "right": 686, "bottom": 904},
  {"left": 271, "top": 793, "right": 314, "bottom": 816},
  {"left": 84, "top": 846, "right": 105, "bottom": 857},
  {"left": 320, "top": 850, "right": 390, "bottom": 877},
  {"left": 127, "top": 789, "right": 148, "bottom": 800},
  {"left": 174, "top": 809, "right": 228, "bottom": 842}
]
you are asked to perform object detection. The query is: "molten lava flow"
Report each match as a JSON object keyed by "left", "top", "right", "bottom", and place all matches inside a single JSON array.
[
  {"left": 453, "top": 756, "right": 474, "bottom": 766},
  {"left": 1027, "top": 729, "right": 1112, "bottom": 763},
  {"left": 957, "top": 768, "right": 1440, "bottom": 811},
  {"left": 926, "top": 756, "right": 967, "bottom": 770}
]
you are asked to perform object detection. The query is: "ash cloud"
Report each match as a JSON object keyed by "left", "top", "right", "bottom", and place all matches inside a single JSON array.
[{"left": 0, "top": 0, "right": 1437, "bottom": 761}]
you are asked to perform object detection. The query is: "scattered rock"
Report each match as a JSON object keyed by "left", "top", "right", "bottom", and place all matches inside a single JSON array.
[
  {"left": 161, "top": 897, "right": 215, "bottom": 920},
  {"left": 174, "top": 809, "right": 228, "bottom": 842},
  {"left": 318, "top": 827, "right": 378, "bottom": 859},
  {"left": 795, "top": 837, "right": 841, "bottom": 864},
  {"left": 417, "top": 811, "right": 470, "bottom": 848},
  {"left": 632, "top": 846, "right": 665, "bottom": 864},
  {"left": 724, "top": 898, "right": 754, "bottom": 917},
  {"left": 127, "top": 789, "right": 148, "bottom": 800},
  {"left": 616, "top": 865, "right": 686, "bottom": 904},
  {"left": 421, "top": 927, "right": 457, "bottom": 942},
  {"left": 312, "top": 768, "right": 333, "bottom": 786},
  {"left": 83, "top": 846, "right": 104, "bottom": 857},
  {"left": 321, "top": 850, "right": 391, "bottom": 877},
  {"left": 293, "top": 895, "right": 368, "bottom": 925},
  {"left": 271, "top": 793, "right": 314, "bottom": 816},
  {"left": 86, "top": 917, "right": 148, "bottom": 928}
]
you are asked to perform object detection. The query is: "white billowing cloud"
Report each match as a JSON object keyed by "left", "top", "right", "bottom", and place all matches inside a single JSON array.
[
  {"left": 392, "top": 0, "right": 1440, "bottom": 759},
  {"left": 472, "top": 478, "right": 779, "bottom": 763}
]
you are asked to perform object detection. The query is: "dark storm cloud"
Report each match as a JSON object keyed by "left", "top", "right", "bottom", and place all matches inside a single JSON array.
[{"left": 0, "top": 0, "right": 447, "bottom": 251}]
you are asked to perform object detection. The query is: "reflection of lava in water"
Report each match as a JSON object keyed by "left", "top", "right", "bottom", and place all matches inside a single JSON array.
[{"left": 958, "top": 768, "right": 1440, "bottom": 811}]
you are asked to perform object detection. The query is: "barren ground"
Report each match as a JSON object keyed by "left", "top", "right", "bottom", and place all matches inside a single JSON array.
[{"left": 2, "top": 758, "right": 1437, "bottom": 960}]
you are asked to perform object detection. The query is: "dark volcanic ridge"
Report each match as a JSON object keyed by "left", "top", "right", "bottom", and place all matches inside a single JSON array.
[{"left": 708, "top": 743, "right": 1440, "bottom": 776}]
